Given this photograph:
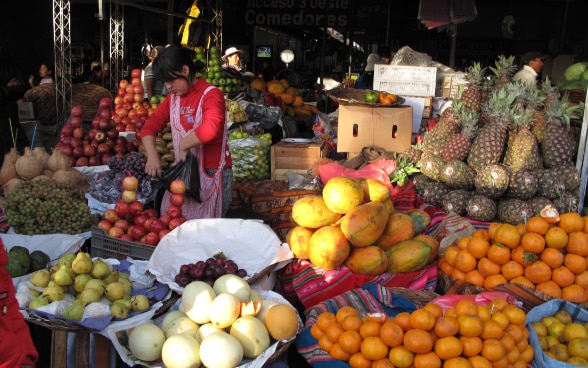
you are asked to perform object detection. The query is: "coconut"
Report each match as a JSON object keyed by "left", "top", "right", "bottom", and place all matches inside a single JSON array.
[
  {"left": 47, "top": 147, "right": 71, "bottom": 172},
  {"left": 31, "top": 175, "right": 51, "bottom": 182},
  {"left": 32, "top": 147, "right": 50, "bottom": 169},
  {"left": 3, "top": 177, "right": 23, "bottom": 196},
  {"left": 42, "top": 169, "right": 53, "bottom": 177},
  {"left": 0, "top": 148, "right": 18, "bottom": 185},
  {"left": 52, "top": 168, "right": 88, "bottom": 189},
  {"left": 15, "top": 147, "right": 44, "bottom": 180}
]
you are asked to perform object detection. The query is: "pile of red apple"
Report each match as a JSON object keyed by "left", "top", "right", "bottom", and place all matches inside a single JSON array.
[
  {"left": 112, "top": 68, "right": 160, "bottom": 134},
  {"left": 97, "top": 176, "right": 188, "bottom": 246},
  {"left": 56, "top": 101, "right": 141, "bottom": 167}
]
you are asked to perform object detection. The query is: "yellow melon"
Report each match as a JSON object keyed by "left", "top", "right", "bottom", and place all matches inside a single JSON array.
[{"left": 264, "top": 303, "right": 299, "bottom": 340}]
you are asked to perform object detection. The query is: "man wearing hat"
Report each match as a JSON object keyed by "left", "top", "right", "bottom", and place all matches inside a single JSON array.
[
  {"left": 222, "top": 46, "right": 244, "bottom": 77},
  {"left": 513, "top": 51, "right": 547, "bottom": 87},
  {"left": 354, "top": 53, "right": 384, "bottom": 89}
]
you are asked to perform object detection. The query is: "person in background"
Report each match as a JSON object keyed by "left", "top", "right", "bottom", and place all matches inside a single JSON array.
[
  {"left": 0, "top": 239, "right": 38, "bottom": 368},
  {"left": 222, "top": 46, "right": 244, "bottom": 77},
  {"left": 28, "top": 62, "right": 54, "bottom": 88},
  {"left": 513, "top": 51, "right": 547, "bottom": 87},
  {"left": 257, "top": 59, "right": 275, "bottom": 82},
  {"left": 88, "top": 63, "right": 104, "bottom": 86},
  {"left": 141, "top": 45, "right": 232, "bottom": 219},
  {"left": 377, "top": 45, "right": 392, "bottom": 64},
  {"left": 143, "top": 46, "right": 165, "bottom": 101},
  {"left": 354, "top": 53, "right": 383, "bottom": 90}
]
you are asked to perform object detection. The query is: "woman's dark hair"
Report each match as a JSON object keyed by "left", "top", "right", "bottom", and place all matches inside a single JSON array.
[
  {"left": 153, "top": 45, "right": 204, "bottom": 82},
  {"left": 43, "top": 62, "right": 55, "bottom": 75}
]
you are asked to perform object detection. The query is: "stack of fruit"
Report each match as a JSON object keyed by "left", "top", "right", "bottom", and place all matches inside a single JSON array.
[
  {"left": 401, "top": 56, "right": 583, "bottom": 224},
  {"left": 193, "top": 46, "right": 240, "bottom": 93},
  {"left": 227, "top": 133, "right": 271, "bottom": 181},
  {"left": 173, "top": 252, "right": 248, "bottom": 287},
  {"left": 287, "top": 176, "right": 436, "bottom": 276},
  {"left": 112, "top": 68, "right": 159, "bottom": 133},
  {"left": 310, "top": 298, "right": 532, "bottom": 368},
  {"left": 225, "top": 98, "right": 248, "bottom": 123},
  {"left": 149, "top": 122, "right": 174, "bottom": 170},
  {"left": 439, "top": 209, "right": 588, "bottom": 304},
  {"left": 5, "top": 246, "right": 50, "bottom": 278},
  {"left": 248, "top": 78, "right": 319, "bottom": 118}
]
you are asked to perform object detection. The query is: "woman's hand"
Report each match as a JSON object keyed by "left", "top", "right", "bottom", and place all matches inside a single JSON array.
[{"left": 144, "top": 155, "right": 162, "bottom": 177}]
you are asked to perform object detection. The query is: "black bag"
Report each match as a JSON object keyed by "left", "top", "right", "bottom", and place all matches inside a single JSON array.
[{"left": 149, "top": 155, "right": 201, "bottom": 212}]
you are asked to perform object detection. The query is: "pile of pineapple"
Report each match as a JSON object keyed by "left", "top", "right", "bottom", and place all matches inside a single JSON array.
[{"left": 400, "top": 55, "right": 584, "bottom": 225}]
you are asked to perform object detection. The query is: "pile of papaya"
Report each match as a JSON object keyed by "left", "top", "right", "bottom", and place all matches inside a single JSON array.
[{"left": 249, "top": 78, "right": 318, "bottom": 117}]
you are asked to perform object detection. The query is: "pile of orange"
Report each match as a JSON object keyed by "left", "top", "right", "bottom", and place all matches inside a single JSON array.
[
  {"left": 310, "top": 298, "right": 533, "bottom": 368},
  {"left": 439, "top": 211, "right": 588, "bottom": 303}
]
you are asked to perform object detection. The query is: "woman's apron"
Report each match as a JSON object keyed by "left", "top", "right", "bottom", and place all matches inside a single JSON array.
[{"left": 160, "top": 85, "right": 228, "bottom": 219}]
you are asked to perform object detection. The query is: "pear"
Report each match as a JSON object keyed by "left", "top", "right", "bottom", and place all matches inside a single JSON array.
[
  {"left": 63, "top": 302, "right": 85, "bottom": 321},
  {"left": 110, "top": 301, "right": 130, "bottom": 319},
  {"left": 105, "top": 281, "right": 126, "bottom": 302},
  {"left": 53, "top": 265, "right": 73, "bottom": 286},
  {"left": 118, "top": 272, "right": 130, "bottom": 280},
  {"left": 555, "top": 310, "right": 573, "bottom": 325},
  {"left": 91, "top": 259, "right": 111, "bottom": 279},
  {"left": 114, "top": 298, "right": 133, "bottom": 310},
  {"left": 103, "top": 270, "right": 120, "bottom": 284},
  {"left": 42, "top": 281, "right": 64, "bottom": 302},
  {"left": 131, "top": 294, "right": 150, "bottom": 311},
  {"left": 30, "top": 269, "right": 51, "bottom": 288},
  {"left": 29, "top": 295, "right": 49, "bottom": 309},
  {"left": 71, "top": 252, "right": 93, "bottom": 275},
  {"left": 84, "top": 279, "right": 106, "bottom": 296},
  {"left": 118, "top": 278, "right": 132, "bottom": 297},
  {"left": 80, "top": 288, "right": 102, "bottom": 305},
  {"left": 28, "top": 287, "right": 40, "bottom": 297},
  {"left": 73, "top": 274, "right": 93, "bottom": 293},
  {"left": 57, "top": 253, "right": 76, "bottom": 268}
]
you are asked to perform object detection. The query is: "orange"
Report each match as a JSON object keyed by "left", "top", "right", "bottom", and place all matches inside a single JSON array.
[
  {"left": 536, "top": 280, "right": 562, "bottom": 298},
  {"left": 524, "top": 260, "right": 552, "bottom": 284},
  {"left": 444, "top": 245, "right": 460, "bottom": 266},
  {"left": 499, "top": 333, "right": 516, "bottom": 353},
  {"left": 480, "top": 339, "right": 505, "bottom": 362},
  {"left": 339, "top": 330, "right": 363, "bottom": 354},
  {"left": 445, "top": 307, "right": 457, "bottom": 318},
  {"left": 460, "top": 336, "right": 483, "bottom": 357},
  {"left": 457, "top": 236, "right": 472, "bottom": 250},
  {"left": 326, "top": 322, "right": 344, "bottom": 343},
  {"left": 564, "top": 253, "right": 587, "bottom": 275},
  {"left": 361, "top": 336, "right": 389, "bottom": 361},
  {"left": 311, "top": 323, "right": 325, "bottom": 340},
  {"left": 583, "top": 216, "right": 588, "bottom": 233},
  {"left": 540, "top": 205, "right": 560, "bottom": 223},
  {"left": 360, "top": 321, "right": 382, "bottom": 339},
  {"left": 493, "top": 223, "right": 521, "bottom": 249},
  {"left": 544, "top": 226, "right": 568, "bottom": 249},
  {"left": 500, "top": 260, "right": 524, "bottom": 281},
  {"left": 455, "top": 299, "right": 478, "bottom": 316},
  {"left": 393, "top": 312, "right": 412, "bottom": 332},
  {"left": 318, "top": 333, "right": 335, "bottom": 352},
  {"left": 476, "top": 305, "right": 491, "bottom": 321},
  {"left": 337, "top": 306, "right": 360, "bottom": 323},
  {"left": 559, "top": 212, "right": 585, "bottom": 233},
  {"left": 371, "top": 358, "right": 395, "bottom": 368},
  {"left": 480, "top": 319, "right": 504, "bottom": 339},
  {"left": 330, "top": 342, "right": 351, "bottom": 361},
  {"left": 516, "top": 223, "right": 527, "bottom": 236},
  {"left": 551, "top": 266, "right": 576, "bottom": 287},
  {"left": 442, "top": 356, "right": 472, "bottom": 368},
  {"left": 468, "top": 355, "right": 493, "bottom": 368},
  {"left": 409, "top": 309, "right": 437, "bottom": 331},
  {"left": 379, "top": 320, "right": 404, "bottom": 348},
  {"left": 541, "top": 248, "right": 565, "bottom": 269},
  {"left": 510, "top": 246, "right": 537, "bottom": 267},
  {"left": 519, "top": 344, "right": 534, "bottom": 363},
  {"left": 486, "top": 243, "right": 510, "bottom": 266},
  {"left": 526, "top": 216, "right": 549, "bottom": 235},
  {"left": 574, "top": 270, "right": 588, "bottom": 288},
  {"left": 501, "top": 304, "right": 526, "bottom": 325},
  {"left": 489, "top": 312, "right": 510, "bottom": 330},
  {"left": 505, "top": 345, "right": 520, "bottom": 364},
  {"left": 423, "top": 302, "right": 444, "bottom": 319},
  {"left": 439, "top": 258, "right": 455, "bottom": 275},
  {"left": 477, "top": 257, "right": 501, "bottom": 277},
  {"left": 489, "top": 297, "right": 509, "bottom": 312},
  {"left": 483, "top": 274, "right": 508, "bottom": 290},
  {"left": 561, "top": 284, "right": 588, "bottom": 303},
  {"left": 504, "top": 324, "right": 524, "bottom": 341},
  {"left": 413, "top": 351, "right": 442, "bottom": 368},
  {"left": 490, "top": 357, "right": 509, "bottom": 368},
  {"left": 434, "top": 316, "right": 460, "bottom": 338},
  {"left": 465, "top": 270, "right": 486, "bottom": 288},
  {"left": 567, "top": 231, "right": 588, "bottom": 256},
  {"left": 366, "top": 312, "right": 387, "bottom": 323},
  {"left": 488, "top": 222, "right": 501, "bottom": 241},
  {"left": 521, "top": 232, "right": 546, "bottom": 254},
  {"left": 451, "top": 266, "right": 467, "bottom": 281},
  {"left": 342, "top": 315, "right": 363, "bottom": 332},
  {"left": 434, "top": 336, "right": 463, "bottom": 360},
  {"left": 458, "top": 314, "right": 484, "bottom": 337},
  {"left": 468, "top": 237, "right": 490, "bottom": 259},
  {"left": 510, "top": 275, "right": 535, "bottom": 289},
  {"left": 316, "top": 312, "right": 337, "bottom": 331},
  {"left": 472, "top": 228, "right": 491, "bottom": 241},
  {"left": 388, "top": 345, "right": 415, "bottom": 368},
  {"left": 348, "top": 352, "right": 373, "bottom": 368},
  {"left": 403, "top": 329, "right": 434, "bottom": 354},
  {"left": 455, "top": 250, "right": 478, "bottom": 273}
]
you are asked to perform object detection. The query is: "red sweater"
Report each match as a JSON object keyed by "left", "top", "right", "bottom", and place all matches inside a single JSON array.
[
  {"left": 0, "top": 239, "right": 38, "bottom": 368},
  {"left": 141, "top": 78, "right": 232, "bottom": 169}
]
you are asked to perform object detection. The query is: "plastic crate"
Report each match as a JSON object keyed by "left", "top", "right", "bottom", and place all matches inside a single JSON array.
[
  {"left": 373, "top": 65, "right": 437, "bottom": 97},
  {"left": 91, "top": 227, "right": 154, "bottom": 260}
]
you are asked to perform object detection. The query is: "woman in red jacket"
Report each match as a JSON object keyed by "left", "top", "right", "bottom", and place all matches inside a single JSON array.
[{"left": 0, "top": 238, "right": 38, "bottom": 368}]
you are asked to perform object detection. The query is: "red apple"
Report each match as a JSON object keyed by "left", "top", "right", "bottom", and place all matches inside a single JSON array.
[
  {"left": 121, "top": 190, "right": 137, "bottom": 203},
  {"left": 88, "top": 156, "right": 101, "bottom": 166},
  {"left": 119, "top": 79, "right": 129, "bottom": 89},
  {"left": 128, "top": 200, "right": 144, "bottom": 216},
  {"left": 143, "top": 208, "right": 159, "bottom": 218},
  {"left": 158, "top": 214, "right": 171, "bottom": 227},
  {"left": 124, "top": 93, "right": 134, "bottom": 104},
  {"left": 170, "top": 179, "right": 186, "bottom": 194},
  {"left": 97, "top": 219, "right": 112, "bottom": 232},
  {"left": 95, "top": 132, "right": 107, "bottom": 143},
  {"left": 108, "top": 226, "right": 124, "bottom": 238},
  {"left": 99, "top": 98, "right": 112, "bottom": 110},
  {"left": 133, "top": 85, "right": 144, "bottom": 95},
  {"left": 106, "top": 129, "right": 119, "bottom": 141},
  {"left": 99, "top": 108, "right": 111, "bottom": 120},
  {"left": 168, "top": 217, "right": 185, "bottom": 231},
  {"left": 114, "top": 95, "right": 124, "bottom": 105},
  {"left": 114, "top": 201, "right": 130, "bottom": 217},
  {"left": 75, "top": 157, "right": 88, "bottom": 167},
  {"left": 169, "top": 193, "right": 185, "bottom": 207},
  {"left": 131, "top": 77, "right": 142, "bottom": 86},
  {"left": 133, "top": 93, "right": 143, "bottom": 103},
  {"left": 159, "top": 229, "right": 171, "bottom": 239},
  {"left": 70, "top": 105, "right": 84, "bottom": 118},
  {"left": 148, "top": 219, "right": 165, "bottom": 234},
  {"left": 134, "top": 214, "right": 148, "bottom": 227},
  {"left": 114, "top": 219, "right": 130, "bottom": 232},
  {"left": 143, "top": 232, "right": 160, "bottom": 246},
  {"left": 129, "top": 225, "right": 145, "bottom": 240},
  {"left": 83, "top": 145, "right": 96, "bottom": 157},
  {"left": 167, "top": 205, "right": 182, "bottom": 219},
  {"left": 69, "top": 116, "right": 82, "bottom": 128},
  {"left": 120, "top": 234, "right": 135, "bottom": 241},
  {"left": 131, "top": 69, "right": 142, "bottom": 79},
  {"left": 73, "top": 127, "right": 84, "bottom": 139}
]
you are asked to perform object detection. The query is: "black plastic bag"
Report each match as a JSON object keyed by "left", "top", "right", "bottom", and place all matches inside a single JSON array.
[{"left": 146, "top": 155, "right": 200, "bottom": 212}]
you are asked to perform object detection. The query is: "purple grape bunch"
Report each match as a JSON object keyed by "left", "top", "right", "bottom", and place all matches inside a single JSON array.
[{"left": 174, "top": 257, "right": 248, "bottom": 287}]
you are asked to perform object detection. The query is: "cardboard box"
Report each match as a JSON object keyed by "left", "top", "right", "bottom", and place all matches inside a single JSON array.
[
  {"left": 337, "top": 105, "right": 413, "bottom": 153},
  {"left": 271, "top": 140, "right": 328, "bottom": 181},
  {"left": 17, "top": 100, "right": 34, "bottom": 120}
]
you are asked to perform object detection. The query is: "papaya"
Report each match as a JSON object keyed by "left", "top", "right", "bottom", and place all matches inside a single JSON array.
[
  {"left": 412, "top": 234, "right": 439, "bottom": 265},
  {"left": 322, "top": 176, "right": 365, "bottom": 214},
  {"left": 291, "top": 195, "right": 341, "bottom": 229},
  {"left": 308, "top": 226, "right": 351, "bottom": 270},
  {"left": 286, "top": 87, "right": 298, "bottom": 96},
  {"left": 340, "top": 201, "right": 389, "bottom": 247},
  {"left": 385, "top": 240, "right": 432, "bottom": 273},
  {"left": 249, "top": 79, "right": 266, "bottom": 91},
  {"left": 292, "top": 95, "right": 304, "bottom": 107},
  {"left": 404, "top": 208, "right": 431, "bottom": 234},
  {"left": 285, "top": 226, "right": 314, "bottom": 259},
  {"left": 355, "top": 177, "right": 391, "bottom": 202},
  {"left": 267, "top": 80, "right": 285, "bottom": 94},
  {"left": 344, "top": 246, "right": 388, "bottom": 276},
  {"left": 381, "top": 199, "right": 395, "bottom": 215},
  {"left": 278, "top": 93, "right": 295, "bottom": 105},
  {"left": 375, "top": 212, "right": 415, "bottom": 251}
]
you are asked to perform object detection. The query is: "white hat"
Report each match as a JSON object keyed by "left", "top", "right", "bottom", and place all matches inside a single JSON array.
[
  {"left": 222, "top": 47, "right": 243, "bottom": 60},
  {"left": 365, "top": 53, "right": 383, "bottom": 72}
]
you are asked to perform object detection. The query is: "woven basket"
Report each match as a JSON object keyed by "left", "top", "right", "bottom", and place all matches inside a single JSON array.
[{"left": 326, "top": 87, "right": 405, "bottom": 107}]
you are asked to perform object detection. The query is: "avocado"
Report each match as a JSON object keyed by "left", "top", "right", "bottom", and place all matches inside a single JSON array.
[
  {"left": 6, "top": 246, "right": 30, "bottom": 277},
  {"left": 29, "top": 250, "right": 51, "bottom": 272}
]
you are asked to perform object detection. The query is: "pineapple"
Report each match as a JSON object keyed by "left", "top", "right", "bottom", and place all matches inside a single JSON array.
[
  {"left": 397, "top": 143, "right": 423, "bottom": 166},
  {"left": 442, "top": 189, "right": 473, "bottom": 215},
  {"left": 488, "top": 55, "right": 517, "bottom": 92},
  {"left": 466, "top": 195, "right": 497, "bottom": 222},
  {"left": 441, "top": 108, "right": 479, "bottom": 162},
  {"left": 556, "top": 164, "right": 581, "bottom": 192},
  {"left": 421, "top": 99, "right": 464, "bottom": 156},
  {"left": 461, "top": 62, "right": 487, "bottom": 112},
  {"left": 536, "top": 169, "right": 566, "bottom": 200},
  {"left": 504, "top": 169, "right": 538, "bottom": 200},
  {"left": 389, "top": 156, "right": 420, "bottom": 187},
  {"left": 503, "top": 106, "right": 543, "bottom": 172},
  {"left": 417, "top": 152, "right": 445, "bottom": 181},
  {"left": 413, "top": 173, "right": 432, "bottom": 194},
  {"left": 421, "top": 181, "right": 451, "bottom": 207},
  {"left": 439, "top": 160, "right": 476, "bottom": 190},
  {"left": 552, "top": 191, "right": 579, "bottom": 214},
  {"left": 541, "top": 93, "right": 579, "bottom": 168},
  {"left": 467, "top": 88, "right": 516, "bottom": 172},
  {"left": 497, "top": 199, "right": 531, "bottom": 225},
  {"left": 474, "top": 164, "right": 511, "bottom": 199},
  {"left": 527, "top": 197, "right": 554, "bottom": 217}
]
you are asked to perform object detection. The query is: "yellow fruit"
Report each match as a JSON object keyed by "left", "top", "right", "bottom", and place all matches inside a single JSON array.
[{"left": 264, "top": 303, "right": 299, "bottom": 340}]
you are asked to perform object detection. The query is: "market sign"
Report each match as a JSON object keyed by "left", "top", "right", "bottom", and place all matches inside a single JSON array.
[{"left": 241, "top": 0, "right": 350, "bottom": 28}]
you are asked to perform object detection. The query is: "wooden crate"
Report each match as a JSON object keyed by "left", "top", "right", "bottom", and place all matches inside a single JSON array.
[{"left": 271, "top": 140, "right": 328, "bottom": 181}]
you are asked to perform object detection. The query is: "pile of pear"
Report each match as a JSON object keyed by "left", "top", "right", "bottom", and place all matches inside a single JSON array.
[{"left": 26, "top": 252, "right": 150, "bottom": 322}]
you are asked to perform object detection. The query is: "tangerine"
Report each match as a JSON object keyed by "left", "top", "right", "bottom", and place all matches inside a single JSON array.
[
  {"left": 413, "top": 351, "right": 442, "bottom": 368},
  {"left": 493, "top": 223, "right": 521, "bottom": 249},
  {"left": 489, "top": 297, "right": 509, "bottom": 312},
  {"left": 337, "top": 306, "right": 360, "bottom": 323},
  {"left": 574, "top": 270, "right": 588, "bottom": 288},
  {"left": 423, "top": 302, "right": 444, "bottom": 319},
  {"left": 361, "top": 336, "right": 389, "bottom": 361},
  {"left": 499, "top": 333, "right": 516, "bottom": 353},
  {"left": 480, "top": 319, "right": 504, "bottom": 339},
  {"left": 445, "top": 245, "right": 460, "bottom": 266},
  {"left": 488, "top": 222, "right": 501, "bottom": 241},
  {"left": 434, "top": 316, "right": 460, "bottom": 338},
  {"left": 451, "top": 267, "right": 467, "bottom": 281},
  {"left": 511, "top": 246, "right": 537, "bottom": 267},
  {"left": 540, "top": 204, "right": 560, "bottom": 223},
  {"left": 434, "top": 336, "right": 463, "bottom": 360},
  {"left": 455, "top": 299, "right": 478, "bottom": 316},
  {"left": 379, "top": 320, "right": 404, "bottom": 348},
  {"left": 393, "top": 312, "right": 412, "bottom": 331},
  {"left": 504, "top": 324, "right": 524, "bottom": 341},
  {"left": 403, "top": 328, "right": 434, "bottom": 354},
  {"left": 561, "top": 284, "right": 588, "bottom": 303},
  {"left": 551, "top": 266, "right": 576, "bottom": 288},
  {"left": 339, "top": 330, "right": 363, "bottom": 354},
  {"left": 409, "top": 309, "right": 437, "bottom": 331},
  {"left": 544, "top": 226, "right": 569, "bottom": 249},
  {"left": 524, "top": 260, "right": 552, "bottom": 284},
  {"left": 316, "top": 312, "right": 337, "bottom": 331},
  {"left": 468, "top": 355, "right": 493, "bottom": 368},
  {"left": 360, "top": 321, "right": 382, "bottom": 339},
  {"left": 564, "top": 253, "right": 587, "bottom": 275},
  {"left": 442, "top": 356, "right": 472, "bottom": 368},
  {"left": 541, "top": 248, "right": 565, "bottom": 269},
  {"left": 467, "top": 237, "right": 490, "bottom": 259},
  {"left": 439, "top": 258, "right": 456, "bottom": 275},
  {"left": 535, "top": 280, "right": 562, "bottom": 298},
  {"left": 476, "top": 305, "right": 491, "bottom": 321},
  {"left": 318, "top": 333, "right": 335, "bottom": 352},
  {"left": 472, "top": 228, "right": 491, "bottom": 241},
  {"left": 526, "top": 216, "right": 550, "bottom": 235},
  {"left": 567, "top": 231, "right": 588, "bottom": 256},
  {"left": 489, "top": 312, "right": 510, "bottom": 330},
  {"left": 388, "top": 345, "right": 414, "bottom": 368},
  {"left": 460, "top": 336, "right": 483, "bottom": 357},
  {"left": 311, "top": 323, "right": 325, "bottom": 340},
  {"left": 521, "top": 232, "right": 546, "bottom": 254},
  {"left": 481, "top": 339, "right": 505, "bottom": 362},
  {"left": 510, "top": 275, "right": 535, "bottom": 289},
  {"left": 455, "top": 250, "right": 478, "bottom": 273},
  {"left": 477, "top": 257, "right": 501, "bottom": 277},
  {"left": 516, "top": 223, "right": 527, "bottom": 236},
  {"left": 520, "top": 344, "right": 534, "bottom": 363},
  {"left": 501, "top": 304, "right": 526, "bottom": 325},
  {"left": 371, "top": 358, "right": 395, "bottom": 368},
  {"left": 348, "top": 352, "right": 372, "bottom": 368},
  {"left": 458, "top": 314, "right": 484, "bottom": 337},
  {"left": 330, "top": 342, "right": 352, "bottom": 361},
  {"left": 483, "top": 274, "right": 508, "bottom": 290},
  {"left": 465, "top": 270, "right": 486, "bottom": 288},
  {"left": 457, "top": 236, "right": 472, "bottom": 250},
  {"left": 505, "top": 345, "right": 520, "bottom": 364},
  {"left": 500, "top": 260, "right": 524, "bottom": 281},
  {"left": 326, "top": 322, "right": 344, "bottom": 343},
  {"left": 559, "top": 212, "right": 585, "bottom": 233},
  {"left": 486, "top": 244, "right": 511, "bottom": 265},
  {"left": 342, "top": 315, "right": 363, "bottom": 332}
]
